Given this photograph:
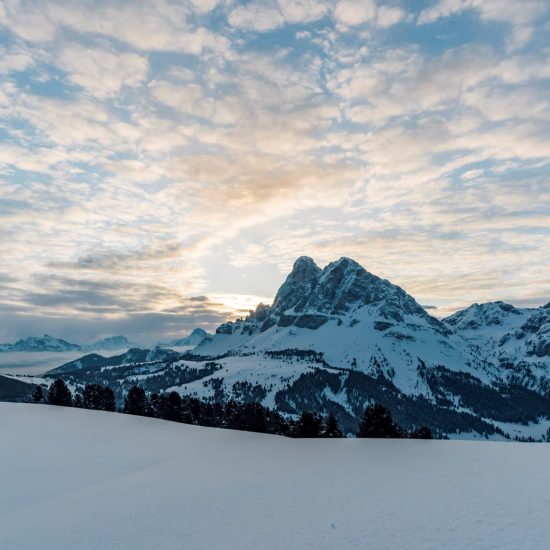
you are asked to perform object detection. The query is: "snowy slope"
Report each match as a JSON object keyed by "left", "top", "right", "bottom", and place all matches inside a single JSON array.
[{"left": 1, "top": 403, "right": 550, "bottom": 550}]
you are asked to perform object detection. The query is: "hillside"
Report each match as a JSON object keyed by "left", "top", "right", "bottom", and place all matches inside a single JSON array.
[{"left": 1, "top": 403, "right": 550, "bottom": 549}]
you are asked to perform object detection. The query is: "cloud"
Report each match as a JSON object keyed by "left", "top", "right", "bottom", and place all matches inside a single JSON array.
[
  {"left": 277, "top": 0, "right": 329, "bottom": 24},
  {"left": 1, "top": 0, "right": 230, "bottom": 55},
  {"left": 58, "top": 45, "right": 148, "bottom": 97},
  {"left": 417, "top": 0, "right": 548, "bottom": 26},
  {"left": 228, "top": 2, "right": 285, "bottom": 32},
  {"left": 0, "top": 0, "right": 548, "bottom": 342},
  {"left": 375, "top": 5, "right": 406, "bottom": 28},
  {"left": 417, "top": 0, "right": 550, "bottom": 50},
  {"left": 334, "top": 0, "right": 377, "bottom": 26}
]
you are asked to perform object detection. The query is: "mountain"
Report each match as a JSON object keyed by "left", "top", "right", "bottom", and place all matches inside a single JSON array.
[
  {"left": 443, "top": 301, "right": 550, "bottom": 393},
  {"left": 0, "top": 334, "right": 142, "bottom": 353},
  {"left": 0, "top": 334, "right": 81, "bottom": 352},
  {"left": 208, "top": 256, "right": 475, "bottom": 393},
  {"left": 158, "top": 328, "right": 211, "bottom": 348},
  {"left": 48, "top": 346, "right": 180, "bottom": 376},
  {"left": 31, "top": 256, "right": 550, "bottom": 439},
  {"left": 84, "top": 335, "right": 142, "bottom": 352}
]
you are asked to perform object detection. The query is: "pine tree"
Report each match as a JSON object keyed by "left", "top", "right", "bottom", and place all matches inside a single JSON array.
[
  {"left": 102, "top": 387, "right": 116, "bottom": 412},
  {"left": 123, "top": 386, "right": 148, "bottom": 416},
  {"left": 82, "top": 384, "right": 116, "bottom": 412},
  {"left": 294, "top": 411, "right": 323, "bottom": 438},
  {"left": 323, "top": 413, "right": 343, "bottom": 438},
  {"left": 31, "top": 385, "right": 43, "bottom": 403},
  {"left": 47, "top": 379, "right": 72, "bottom": 406},
  {"left": 357, "top": 403, "right": 402, "bottom": 438},
  {"left": 240, "top": 402, "right": 268, "bottom": 433},
  {"left": 161, "top": 391, "right": 183, "bottom": 422}
]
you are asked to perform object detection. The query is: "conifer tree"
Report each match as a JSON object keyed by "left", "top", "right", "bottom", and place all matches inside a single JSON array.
[
  {"left": 357, "top": 403, "right": 402, "bottom": 438},
  {"left": 161, "top": 391, "right": 183, "bottom": 422},
  {"left": 31, "top": 385, "right": 43, "bottom": 403},
  {"left": 102, "top": 387, "right": 116, "bottom": 412},
  {"left": 123, "top": 386, "right": 148, "bottom": 416},
  {"left": 323, "top": 413, "right": 343, "bottom": 438},
  {"left": 240, "top": 402, "right": 268, "bottom": 433},
  {"left": 82, "top": 384, "right": 116, "bottom": 412},
  {"left": 47, "top": 379, "right": 72, "bottom": 406},
  {"left": 294, "top": 411, "right": 323, "bottom": 438}
]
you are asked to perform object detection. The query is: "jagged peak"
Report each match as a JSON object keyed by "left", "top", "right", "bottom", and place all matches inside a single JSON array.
[
  {"left": 272, "top": 256, "right": 322, "bottom": 313},
  {"left": 293, "top": 256, "right": 319, "bottom": 269},
  {"left": 324, "top": 256, "right": 365, "bottom": 272}
]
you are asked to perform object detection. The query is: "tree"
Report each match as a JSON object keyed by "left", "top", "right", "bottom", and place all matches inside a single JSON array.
[
  {"left": 31, "top": 385, "right": 43, "bottom": 403},
  {"left": 357, "top": 403, "right": 402, "bottom": 438},
  {"left": 160, "top": 391, "right": 183, "bottom": 422},
  {"left": 294, "top": 411, "right": 323, "bottom": 438},
  {"left": 410, "top": 426, "right": 433, "bottom": 439},
  {"left": 123, "top": 386, "right": 148, "bottom": 416},
  {"left": 102, "top": 386, "right": 116, "bottom": 412},
  {"left": 82, "top": 384, "right": 116, "bottom": 412},
  {"left": 47, "top": 379, "right": 72, "bottom": 406},
  {"left": 323, "top": 413, "right": 343, "bottom": 438},
  {"left": 240, "top": 402, "right": 267, "bottom": 433}
]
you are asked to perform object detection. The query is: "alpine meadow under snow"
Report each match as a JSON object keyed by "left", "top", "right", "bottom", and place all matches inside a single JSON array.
[{"left": 2, "top": 403, "right": 550, "bottom": 550}]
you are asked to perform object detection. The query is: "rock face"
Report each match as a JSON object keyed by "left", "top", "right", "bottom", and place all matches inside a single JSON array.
[{"left": 217, "top": 256, "right": 445, "bottom": 338}]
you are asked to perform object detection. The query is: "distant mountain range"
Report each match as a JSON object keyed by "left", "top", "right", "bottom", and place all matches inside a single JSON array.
[
  {"left": 157, "top": 328, "right": 211, "bottom": 348},
  {"left": 0, "top": 329, "right": 211, "bottom": 353},
  {"left": 3, "top": 256, "right": 549, "bottom": 439}
]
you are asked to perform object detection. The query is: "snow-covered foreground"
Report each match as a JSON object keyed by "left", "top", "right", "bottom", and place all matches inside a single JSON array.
[{"left": 1, "top": 404, "right": 550, "bottom": 550}]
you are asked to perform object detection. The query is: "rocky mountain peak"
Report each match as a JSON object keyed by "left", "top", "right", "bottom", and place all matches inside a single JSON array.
[{"left": 272, "top": 256, "right": 322, "bottom": 313}]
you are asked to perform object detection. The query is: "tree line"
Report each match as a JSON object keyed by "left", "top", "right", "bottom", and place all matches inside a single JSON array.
[{"left": 33, "top": 380, "right": 432, "bottom": 439}]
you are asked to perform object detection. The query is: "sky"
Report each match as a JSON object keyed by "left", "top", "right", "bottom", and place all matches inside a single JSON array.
[{"left": 0, "top": 0, "right": 549, "bottom": 344}]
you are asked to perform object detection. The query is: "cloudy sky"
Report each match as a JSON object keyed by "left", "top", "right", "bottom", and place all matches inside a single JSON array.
[{"left": 0, "top": 0, "right": 549, "bottom": 344}]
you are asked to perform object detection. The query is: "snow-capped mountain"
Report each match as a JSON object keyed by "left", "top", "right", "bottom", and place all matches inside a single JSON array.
[
  {"left": 158, "top": 328, "right": 211, "bottom": 348},
  {"left": 20, "top": 256, "right": 550, "bottom": 439},
  {"left": 0, "top": 334, "right": 81, "bottom": 352},
  {"left": 444, "top": 301, "right": 550, "bottom": 360},
  {"left": 0, "top": 334, "right": 142, "bottom": 353},
  {"left": 444, "top": 301, "right": 550, "bottom": 393},
  {"left": 203, "top": 256, "right": 482, "bottom": 393},
  {"left": 84, "top": 335, "right": 142, "bottom": 352}
]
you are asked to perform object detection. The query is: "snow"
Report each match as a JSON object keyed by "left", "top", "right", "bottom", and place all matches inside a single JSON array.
[{"left": 2, "top": 403, "right": 550, "bottom": 549}]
